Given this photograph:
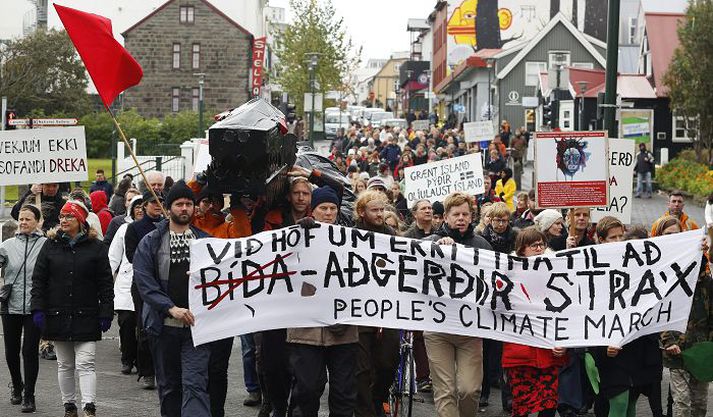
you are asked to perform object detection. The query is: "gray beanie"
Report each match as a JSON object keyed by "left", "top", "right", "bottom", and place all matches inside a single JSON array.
[{"left": 533, "top": 209, "right": 563, "bottom": 233}]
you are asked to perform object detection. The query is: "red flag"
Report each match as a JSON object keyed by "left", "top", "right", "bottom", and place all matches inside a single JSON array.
[{"left": 54, "top": 4, "right": 143, "bottom": 108}]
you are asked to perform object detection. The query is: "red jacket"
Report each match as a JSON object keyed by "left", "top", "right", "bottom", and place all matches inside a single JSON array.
[
  {"left": 89, "top": 190, "right": 112, "bottom": 234},
  {"left": 502, "top": 342, "right": 567, "bottom": 369}
]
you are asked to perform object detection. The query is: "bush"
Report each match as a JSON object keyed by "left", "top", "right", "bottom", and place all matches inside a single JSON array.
[{"left": 657, "top": 157, "right": 713, "bottom": 198}]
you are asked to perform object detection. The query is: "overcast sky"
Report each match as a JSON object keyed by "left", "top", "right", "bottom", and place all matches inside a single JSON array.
[{"left": 2, "top": 0, "right": 436, "bottom": 62}]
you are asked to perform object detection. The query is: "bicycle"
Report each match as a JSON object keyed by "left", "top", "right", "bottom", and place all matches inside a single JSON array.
[{"left": 388, "top": 330, "right": 423, "bottom": 417}]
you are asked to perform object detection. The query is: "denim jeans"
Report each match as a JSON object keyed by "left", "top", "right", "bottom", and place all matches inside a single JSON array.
[
  {"left": 240, "top": 334, "right": 260, "bottom": 393},
  {"left": 636, "top": 171, "right": 653, "bottom": 196}
]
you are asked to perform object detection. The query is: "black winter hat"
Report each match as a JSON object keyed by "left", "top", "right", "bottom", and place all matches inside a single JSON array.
[
  {"left": 432, "top": 201, "right": 444, "bottom": 216},
  {"left": 311, "top": 186, "right": 340, "bottom": 210},
  {"left": 165, "top": 180, "right": 195, "bottom": 208}
]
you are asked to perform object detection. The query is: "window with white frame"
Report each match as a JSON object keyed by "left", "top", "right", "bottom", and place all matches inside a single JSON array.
[
  {"left": 572, "top": 62, "right": 594, "bottom": 69},
  {"left": 548, "top": 51, "right": 571, "bottom": 69},
  {"left": 172, "top": 88, "right": 180, "bottom": 112},
  {"left": 525, "top": 62, "right": 547, "bottom": 86},
  {"left": 179, "top": 6, "right": 194, "bottom": 23},
  {"left": 192, "top": 88, "right": 199, "bottom": 112},
  {"left": 672, "top": 115, "right": 696, "bottom": 142},
  {"left": 628, "top": 17, "right": 638, "bottom": 44},
  {"left": 172, "top": 43, "right": 181, "bottom": 69},
  {"left": 192, "top": 44, "right": 200, "bottom": 69}
]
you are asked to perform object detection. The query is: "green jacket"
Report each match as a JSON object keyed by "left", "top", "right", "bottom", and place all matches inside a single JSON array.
[{"left": 661, "top": 256, "right": 713, "bottom": 369}]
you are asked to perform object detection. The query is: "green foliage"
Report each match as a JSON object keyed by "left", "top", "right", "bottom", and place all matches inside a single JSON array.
[
  {"left": 663, "top": 2, "right": 713, "bottom": 163},
  {"left": 272, "top": 0, "right": 361, "bottom": 113},
  {"left": 657, "top": 158, "right": 713, "bottom": 199},
  {"left": 81, "top": 111, "right": 114, "bottom": 158},
  {"left": 0, "top": 29, "right": 91, "bottom": 116}
]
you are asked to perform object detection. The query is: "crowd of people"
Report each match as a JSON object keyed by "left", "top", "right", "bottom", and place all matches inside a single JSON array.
[{"left": 0, "top": 119, "right": 710, "bottom": 417}]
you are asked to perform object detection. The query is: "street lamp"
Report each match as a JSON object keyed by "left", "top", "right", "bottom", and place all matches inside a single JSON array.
[
  {"left": 577, "top": 81, "right": 589, "bottom": 131},
  {"left": 485, "top": 58, "right": 495, "bottom": 121},
  {"left": 304, "top": 52, "right": 320, "bottom": 147},
  {"left": 194, "top": 73, "right": 206, "bottom": 138}
]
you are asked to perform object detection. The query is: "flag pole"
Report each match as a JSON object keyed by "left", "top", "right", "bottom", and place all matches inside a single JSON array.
[{"left": 105, "top": 106, "right": 168, "bottom": 218}]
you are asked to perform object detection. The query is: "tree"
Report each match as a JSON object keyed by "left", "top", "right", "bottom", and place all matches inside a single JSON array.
[
  {"left": 81, "top": 111, "right": 114, "bottom": 158},
  {"left": 271, "top": 0, "right": 360, "bottom": 113},
  {"left": 584, "top": 0, "right": 607, "bottom": 42},
  {"left": 0, "top": 29, "right": 91, "bottom": 116},
  {"left": 664, "top": 2, "right": 713, "bottom": 163}
]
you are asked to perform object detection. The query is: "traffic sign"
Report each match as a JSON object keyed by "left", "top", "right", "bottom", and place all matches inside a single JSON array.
[{"left": 8, "top": 118, "right": 78, "bottom": 127}]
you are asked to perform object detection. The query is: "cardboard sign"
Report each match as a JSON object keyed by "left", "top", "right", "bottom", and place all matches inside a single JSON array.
[
  {"left": 463, "top": 121, "right": 495, "bottom": 143},
  {"left": 188, "top": 225, "right": 703, "bottom": 348},
  {"left": 193, "top": 139, "right": 210, "bottom": 174},
  {"left": 535, "top": 131, "right": 609, "bottom": 209},
  {"left": 0, "top": 126, "right": 88, "bottom": 186},
  {"left": 404, "top": 153, "right": 485, "bottom": 208},
  {"left": 591, "top": 139, "right": 636, "bottom": 224},
  {"left": 411, "top": 120, "right": 430, "bottom": 131}
]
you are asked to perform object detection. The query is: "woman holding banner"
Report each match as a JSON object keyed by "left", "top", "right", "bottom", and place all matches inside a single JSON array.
[{"left": 502, "top": 227, "right": 567, "bottom": 417}]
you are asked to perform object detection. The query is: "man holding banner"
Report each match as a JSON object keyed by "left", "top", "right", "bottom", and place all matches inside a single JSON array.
[
  {"left": 425, "top": 192, "right": 492, "bottom": 417},
  {"left": 11, "top": 183, "right": 65, "bottom": 232}
]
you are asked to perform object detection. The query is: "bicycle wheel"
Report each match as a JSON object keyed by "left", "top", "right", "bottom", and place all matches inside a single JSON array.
[
  {"left": 400, "top": 346, "right": 415, "bottom": 417},
  {"left": 389, "top": 354, "right": 406, "bottom": 417}
]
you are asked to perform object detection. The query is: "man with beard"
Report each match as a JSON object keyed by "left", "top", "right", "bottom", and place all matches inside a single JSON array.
[
  {"left": 124, "top": 190, "right": 165, "bottom": 390},
  {"left": 352, "top": 190, "right": 400, "bottom": 417},
  {"left": 133, "top": 181, "right": 211, "bottom": 417}
]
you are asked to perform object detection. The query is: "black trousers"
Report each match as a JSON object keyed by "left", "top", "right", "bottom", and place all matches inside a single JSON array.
[
  {"left": 116, "top": 310, "right": 137, "bottom": 366},
  {"left": 1, "top": 314, "right": 41, "bottom": 395},
  {"left": 355, "top": 329, "right": 400, "bottom": 417},
  {"left": 259, "top": 329, "right": 292, "bottom": 417},
  {"left": 131, "top": 282, "right": 155, "bottom": 377},
  {"left": 208, "top": 337, "right": 234, "bottom": 417},
  {"left": 289, "top": 343, "right": 357, "bottom": 417}
]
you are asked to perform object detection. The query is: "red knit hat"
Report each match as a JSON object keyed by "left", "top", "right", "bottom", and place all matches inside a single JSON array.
[{"left": 60, "top": 200, "right": 89, "bottom": 225}]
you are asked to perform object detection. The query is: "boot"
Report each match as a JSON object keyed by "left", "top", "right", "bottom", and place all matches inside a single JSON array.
[
  {"left": 83, "top": 402, "right": 96, "bottom": 417},
  {"left": 21, "top": 394, "right": 35, "bottom": 413},
  {"left": 64, "top": 402, "right": 79, "bottom": 417},
  {"left": 9, "top": 382, "right": 22, "bottom": 405}
]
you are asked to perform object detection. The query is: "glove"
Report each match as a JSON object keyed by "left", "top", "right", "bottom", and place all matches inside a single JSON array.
[
  {"left": 32, "top": 311, "right": 45, "bottom": 329},
  {"left": 296, "top": 216, "right": 319, "bottom": 229},
  {"left": 196, "top": 170, "right": 208, "bottom": 186},
  {"left": 99, "top": 318, "right": 112, "bottom": 333}
]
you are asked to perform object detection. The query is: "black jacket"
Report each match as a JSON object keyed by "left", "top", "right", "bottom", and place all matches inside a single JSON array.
[
  {"left": 30, "top": 229, "right": 114, "bottom": 342},
  {"left": 427, "top": 223, "right": 493, "bottom": 251},
  {"left": 480, "top": 224, "right": 518, "bottom": 254},
  {"left": 403, "top": 224, "right": 432, "bottom": 239},
  {"left": 593, "top": 335, "right": 663, "bottom": 398}
]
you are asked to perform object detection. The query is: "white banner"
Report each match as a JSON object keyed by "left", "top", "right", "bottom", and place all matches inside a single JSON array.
[
  {"left": 592, "top": 139, "right": 636, "bottom": 224},
  {"left": 189, "top": 225, "right": 704, "bottom": 348},
  {"left": 411, "top": 120, "right": 430, "bottom": 131},
  {"left": 463, "top": 121, "right": 494, "bottom": 143},
  {"left": 0, "top": 126, "right": 88, "bottom": 186},
  {"left": 403, "top": 153, "right": 485, "bottom": 208}
]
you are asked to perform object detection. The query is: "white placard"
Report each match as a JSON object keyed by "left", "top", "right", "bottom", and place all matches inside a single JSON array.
[
  {"left": 411, "top": 120, "right": 430, "bottom": 131},
  {"left": 403, "top": 153, "right": 485, "bottom": 208},
  {"left": 0, "top": 126, "right": 88, "bottom": 186},
  {"left": 187, "top": 226, "right": 703, "bottom": 347},
  {"left": 591, "top": 139, "right": 636, "bottom": 224},
  {"left": 463, "top": 121, "right": 495, "bottom": 143},
  {"left": 193, "top": 139, "right": 211, "bottom": 174},
  {"left": 303, "top": 93, "right": 323, "bottom": 112}
]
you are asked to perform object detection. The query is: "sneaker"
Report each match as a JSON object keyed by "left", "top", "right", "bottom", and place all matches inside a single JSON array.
[
  {"left": 83, "top": 402, "right": 96, "bottom": 417},
  {"left": 243, "top": 391, "right": 261, "bottom": 407},
  {"left": 140, "top": 376, "right": 156, "bottom": 390},
  {"left": 121, "top": 362, "right": 133, "bottom": 375},
  {"left": 9, "top": 382, "right": 22, "bottom": 405},
  {"left": 257, "top": 401, "right": 273, "bottom": 417},
  {"left": 64, "top": 403, "right": 79, "bottom": 417},
  {"left": 416, "top": 379, "right": 432, "bottom": 393},
  {"left": 21, "top": 394, "right": 35, "bottom": 413}
]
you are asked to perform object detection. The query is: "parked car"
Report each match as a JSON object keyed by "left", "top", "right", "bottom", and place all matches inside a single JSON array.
[
  {"left": 382, "top": 118, "right": 408, "bottom": 129},
  {"left": 324, "top": 112, "right": 351, "bottom": 139},
  {"left": 369, "top": 111, "right": 394, "bottom": 128}
]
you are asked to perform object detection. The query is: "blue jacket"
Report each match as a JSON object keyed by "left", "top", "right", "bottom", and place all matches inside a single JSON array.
[
  {"left": 132, "top": 219, "right": 209, "bottom": 337},
  {"left": 380, "top": 144, "right": 401, "bottom": 167}
]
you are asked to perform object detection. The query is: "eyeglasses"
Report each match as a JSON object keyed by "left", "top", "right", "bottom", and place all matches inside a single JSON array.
[
  {"left": 59, "top": 215, "right": 76, "bottom": 221},
  {"left": 528, "top": 242, "right": 546, "bottom": 250},
  {"left": 491, "top": 218, "right": 509, "bottom": 224}
]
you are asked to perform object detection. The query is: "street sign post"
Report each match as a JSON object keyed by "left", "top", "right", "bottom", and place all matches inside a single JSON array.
[{"left": 8, "top": 118, "right": 78, "bottom": 127}]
